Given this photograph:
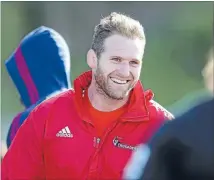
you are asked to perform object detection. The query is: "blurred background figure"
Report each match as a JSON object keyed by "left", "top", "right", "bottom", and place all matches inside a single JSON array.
[
  {"left": 167, "top": 46, "right": 214, "bottom": 117},
  {"left": 1, "top": 1, "right": 213, "bottom": 149},
  {"left": 4, "top": 26, "right": 71, "bottom": 148}
]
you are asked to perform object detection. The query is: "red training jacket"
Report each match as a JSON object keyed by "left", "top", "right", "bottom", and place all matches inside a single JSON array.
[{"left": 2, "top": 71, "right": 174, "bottom": 180}]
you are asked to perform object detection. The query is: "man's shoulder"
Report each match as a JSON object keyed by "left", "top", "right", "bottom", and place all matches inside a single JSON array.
[
  {"left": 45, "top": 89, "right": 74, "bottom": 103},
  {"left": 172, "top": 98, "right": 214, "bottom": 127},
  {"left": 46, "top": 88, "right": 75, "bottom": 100},
  {"left": 148, "top": 100, "right": 174, "bottom": 121},
  {"left": 35, "top": 89, "right": 75, "bottom": 112}
]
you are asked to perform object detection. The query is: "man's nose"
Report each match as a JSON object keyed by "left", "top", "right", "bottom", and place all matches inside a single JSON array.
[{"left": 118, "top": 62, "right": 130, "bottom": 77}]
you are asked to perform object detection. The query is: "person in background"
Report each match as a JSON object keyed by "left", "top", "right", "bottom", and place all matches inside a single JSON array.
[
  {"left": 5, "top": 26, "right": 71, "bottom": 148},
  {"left": 202, "top": 46, "right": 213, "bottom": 95},
  {"left": 167, "top": 47, "right": 214, "bottom": 117},
  {"left": 123, "top": 47, "right": 214, "bottom": 180},
  {"left": 2, "top": 12, "right": 173, "bottom": 179}
]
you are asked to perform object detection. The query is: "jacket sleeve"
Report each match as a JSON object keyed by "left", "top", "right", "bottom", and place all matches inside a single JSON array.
[
  {"left": 156, "top": 103, "right": 174, "bottom": 121},
  {"left": 1, "top": 105, "right": 46, "bottom": 180},
  {"left": 123, "top": 102, "right": 175, "bottom": 180}
]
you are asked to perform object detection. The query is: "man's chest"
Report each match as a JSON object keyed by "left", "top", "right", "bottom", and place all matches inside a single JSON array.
[{"left": 42, "top": 118, "right": 154, "bottom": 179}]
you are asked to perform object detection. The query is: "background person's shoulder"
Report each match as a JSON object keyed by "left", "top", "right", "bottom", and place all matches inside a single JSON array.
[{"left": 176, "top": 98, "right": 214, "bottom": 124}]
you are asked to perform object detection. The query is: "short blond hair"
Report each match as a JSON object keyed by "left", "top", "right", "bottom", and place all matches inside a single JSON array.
[{"left": 91, "top": 12, "right": 146, "bottom": 59}]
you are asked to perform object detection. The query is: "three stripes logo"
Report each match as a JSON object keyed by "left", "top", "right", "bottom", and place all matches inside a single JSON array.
[{"left": 56, "top": 126, "right": 73, "bottom": 138}]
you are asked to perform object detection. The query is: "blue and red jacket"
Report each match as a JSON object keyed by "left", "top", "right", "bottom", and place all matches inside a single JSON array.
[{"left": 5, "top": 26, "right": 71, "bottom": 147}]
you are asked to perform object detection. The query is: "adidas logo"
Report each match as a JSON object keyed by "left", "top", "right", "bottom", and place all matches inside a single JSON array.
[{"left": 56, "top": 126, "right": 73, "bottom": 138}]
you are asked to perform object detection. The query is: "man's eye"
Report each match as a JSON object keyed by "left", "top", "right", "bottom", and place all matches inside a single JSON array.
[
  {"left": 112, "top": 58, "right": 121, "bottom": 62},
  {"left": 130, "top": 61, "right": 138, "bottom": 65}
]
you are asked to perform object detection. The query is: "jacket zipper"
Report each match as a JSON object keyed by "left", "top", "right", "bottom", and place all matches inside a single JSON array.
[
  {"left": 88, "top": 121, "right": 119, "bottom": 179},
  {"left": 93, "top": 137, "right": 101, "bottom": 148},
  {"left": 89, "top": 116, "right": 148, "bottom": 178}
]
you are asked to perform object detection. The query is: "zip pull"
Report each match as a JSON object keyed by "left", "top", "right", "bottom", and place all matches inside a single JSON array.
[{"left": 93, "top": 137, "right": 101, "bottom": 148}]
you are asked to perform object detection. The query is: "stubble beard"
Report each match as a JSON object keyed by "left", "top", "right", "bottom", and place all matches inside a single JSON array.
[{"left": 94, "top": 66, "right": 134, "bottom": 100}]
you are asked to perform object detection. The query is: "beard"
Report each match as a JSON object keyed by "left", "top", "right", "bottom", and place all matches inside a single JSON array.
[{"left": 94, "top": 65, "right": 136, "bottom": 100}]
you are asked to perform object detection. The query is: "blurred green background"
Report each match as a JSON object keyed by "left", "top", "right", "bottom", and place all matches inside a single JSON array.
[{"left": 1, "top": 2, "right": 213, "bottom": 140}]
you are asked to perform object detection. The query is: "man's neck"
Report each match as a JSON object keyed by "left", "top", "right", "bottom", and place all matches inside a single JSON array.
[{"left": 88, "top": 84, "right": 129, "bottom": 112}]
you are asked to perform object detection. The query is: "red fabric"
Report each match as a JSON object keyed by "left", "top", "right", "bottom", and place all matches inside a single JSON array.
[
  {"left": 84, "top": 88, "right": 128, "bottom": 137},
  {"left": 1, "top": 71, "right": 173, "bottom": 180}
]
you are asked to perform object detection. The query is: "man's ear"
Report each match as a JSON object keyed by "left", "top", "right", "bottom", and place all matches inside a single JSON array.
[{"left": 87, "top": 49, "right": 98, "bottom": 69}]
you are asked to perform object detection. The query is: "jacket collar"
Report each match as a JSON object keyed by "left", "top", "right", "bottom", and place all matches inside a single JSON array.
[{"left": 73, "top": 71, "right": 154, "bottom": 123}]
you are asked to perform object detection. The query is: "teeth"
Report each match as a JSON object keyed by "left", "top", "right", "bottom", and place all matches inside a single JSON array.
[{"left": 111, "top": 78, "right": 127, "bottom": 84}]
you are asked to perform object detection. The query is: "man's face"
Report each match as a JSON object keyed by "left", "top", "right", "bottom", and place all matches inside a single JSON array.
[{"left": 93, "top": 34, "right": 145, "bottom": 100}]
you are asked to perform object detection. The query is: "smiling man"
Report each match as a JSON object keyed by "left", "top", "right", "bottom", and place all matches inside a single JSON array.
[{"left": 2, "top": 12, "right": 173, "bottom": 180}]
